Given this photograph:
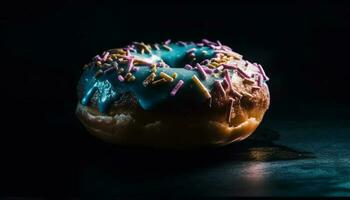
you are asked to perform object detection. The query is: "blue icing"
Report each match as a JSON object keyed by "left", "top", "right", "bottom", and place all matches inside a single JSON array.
[{"left": 79, "top": 43, "right": 226, "bottom": 113}]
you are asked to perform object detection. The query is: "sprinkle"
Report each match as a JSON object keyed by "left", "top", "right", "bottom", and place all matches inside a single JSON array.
[
  {"left": 255, "top": 63, "right": 270, "bottom": 81},
  {"left": 143, "top": 73, "right": 156, "bottom": 87},
  {"left": 222, "top": 78, "right": 229, "bottom": 89},
  {"left": 103, "top": 66, "right": 116, "bottom": 74},
  {"left": 178, "top": 41, "right": 187, "bottom": 46},
  {"left": 106, "top": 58, "right": 113, "bottom": 62},
  {"left": 226, "top": 98, "right": 235, "bottom": 125},
  {"left": 243, "top": 78, "right": 255, "bottom": 85},
  {"left": 252, "top": 86, "right": 261, "bottom": 91},
  {"left": 223, "top": 63, "right": 237, "bottom": 70},
  {"left": 203, "top": 67, "right": 213, "bottom": 75},
  {"left": 202, "top": 50, "right": 208, "bottom": 55},
  {"left": 96, "top": 61, "right": 102, "bottom": 66},
  {"left": 256, "top": 74, "right": 263, "bottom": 87},
  {"left": 153, "top": 43, "right": 160, "bottom": 50},
  {"left": 186, "top": 48, "right": 196, "bottom": 53},
  {"left": 197, "top": 43, "right": 204, "bottom": 47},
  {"left": 160, "top": 72, "right": 174, "bottom": 82},
  {"left": 164, "top": 39, "right": 171, "bottom": 45},
  {"left": 170, "top": 80, "right": 184, "bottom": 96},
  {"left": 217, "top": 40, "right": 222, "bottom": 46},
  {"left": 210, "top": 44, "right": 218, "bottom": 49},
  {"left": 152, "top": 78, "right": 167, "bottom": 86},
  {"left": 127, "top": 75, "right": 136, "bottom": 82},
  {"left": 117, "top": 75, "right": 124, "bottom": 82},
  {"left": 150, "top": 66, "right": 157, "bottom": 73},
  {"left": 102, "top": 52, "right": 110, "bottom": 61},
  {"left": 94, "top": 55, "right": 102, "bottom": 61},
  {"left": 192, "top": 75, "right": 211, "bottom": 99},
  {"left": 172, "top": 72, "right": 178, "bottom": 79},
  {"left": 162, "top": 45, "right": 172, "bottom": 51},
  {"left": 134, "top": 58, "right": 153, "bottom": 66},
  {"left": 222, "top": 45, "right": 232, "bottom": 51},
  {"left": 236, "top": 67, "right": 251, "bottom": 78},
  {"left": 245, "top": 60, "right": 249, "bottom": 66},
  {"left": 202, "top": 39, "right": 213, "bottom": 45},
  {"left": 112, "top": 61, "right": 118, "bottom": 68},
  {"left": 196, "top": 63, "right": 207, "bottom": 80},
  {"left": 131, "top": 66, "right": 139, "bottom": 72},
  {"left": 214, "top": 80, "right": 226, "bottom": 98},
  {"left": 184, "top": 64, "right": 193, "bottom": 70},
  {"left": 140, "top": 48, "right": 144, "bottom": 54},
  {"left": 188, "top": 52, "right": 196, "bottom": 58},
  {"left": 127, "top": 58, "right": 135, "bottom": 72},
  {"left": 241, "top": 91, "right": 253, "bottom": 98},
  {"left": 103, "top": 63, "right": 112, "bottom": 68},
  {"left": 214, "top": 50, "right": 242, "bottom": 60},
  {"left": 124, "top": 72, "right": 132, "bottom": 79},
  {"left": 224, "top": 69, "right": 242, "bottom": 98}
]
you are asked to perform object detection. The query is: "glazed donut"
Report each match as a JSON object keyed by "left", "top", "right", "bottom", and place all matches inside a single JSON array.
[{"left": 76, "top": 39, "right": 270, "bottom": 149}]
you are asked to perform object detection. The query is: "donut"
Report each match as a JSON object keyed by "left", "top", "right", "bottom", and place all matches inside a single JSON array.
[{"left": 76, "top": 39, "right": 270, "bottom": 149}]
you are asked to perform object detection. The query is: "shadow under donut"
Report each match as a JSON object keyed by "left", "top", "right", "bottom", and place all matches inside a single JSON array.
[{"left": 77, "top": 127, "right": 315, "bottom": 198}]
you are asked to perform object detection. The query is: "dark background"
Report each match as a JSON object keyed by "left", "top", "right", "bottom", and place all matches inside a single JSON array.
[{"left": 1, "top": 0, "right": 350, "bottom": 198}]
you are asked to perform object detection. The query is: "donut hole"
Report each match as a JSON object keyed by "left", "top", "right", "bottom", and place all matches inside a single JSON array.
[{"left": 159, "top": 50, "right": 213, "bottom": 68}]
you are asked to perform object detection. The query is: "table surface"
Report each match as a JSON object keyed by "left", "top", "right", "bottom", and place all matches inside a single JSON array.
[{"left": 76, "top": 117, "right": 350, "bottom": 197}]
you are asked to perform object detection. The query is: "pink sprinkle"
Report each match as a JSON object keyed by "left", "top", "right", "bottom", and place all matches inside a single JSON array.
[
  {"left": 186, "top": 48, "right": 197, "bottom": 53},
  {"left": 94, "top": 55, "right": 102, "bottom": 61},
  {"left": 202, "top": 39, "right": 213, "bottom": 44},
  {"left": 222, "top": 78, "right": 229, "bottom": 89},
  {"left": 170, "top": 80, "right": 184, "bottom": 96},
  {"left": 184, "top": 64, "right": 193, "bottom": 70},
  {"left": 236, "top": 67, "right": 251, "bottom": 78},
  {"left": 223, "top": 64, "right": 237, "bottom": 70},
  {"left": 117, "top": 75, "right": 124, "bottom": 82},
  {"left": 127, "top": 58, "right": 135, "bottom": 72},
  {"left": 256, "top": 74, "right": 263, "bottom": 87},
  {"left": 217, "top": 40, "right": 222, "bottom": 46},
  {"left": 131, "top": 66, "right": 139, "bottom": 72},
  {"left": 203, "top": 67, "right": 213, "bottom": 75},
  {"left": 224, "top": 69, "right": 242, "bottom": 98},
  {"left": 178, "top": 41, "right": 187, "bottom": 46},
  {"left": 102, "top": 52, "right": 110, "bottom": 61},
  {"left": 214, "top": 80, "right": 226, "bottom": 97},
  {"left": 196, "top": 63, "right": 207, "bottom": 80},
  {"left": 197, "top": 43, "right": 204, "bottom": 47},
  {"left": 209, "top": 44, "right": 217, "bottom": 49},
  {"left": 164, "top": 39, "right": 171, "bottom": 45},
  {"left": 255, "top": 63, "right": 270, "bottom": 81},
  {"left": 222, "top": 45, "right": 232, "bottom": 51}
]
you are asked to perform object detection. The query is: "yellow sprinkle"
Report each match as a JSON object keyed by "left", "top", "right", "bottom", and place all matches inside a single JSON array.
[
  {"left": 143, "top": 72, "right": 156, "bottom": 87},
  {"left": 127, "top": 75, "right": 136, "bottom": 82},
  {"left": 241, "top": 91, "right": 253, "bottom": 98},
  {"left": 243, "top": 78, "right": 255, "bottom": 85},
  {"left": 124, "top": 72, "right": 132, "bottom": 79},
  {"left": 141, "top": 49, "right": 144, "bottom": 54},
  {"left": 152, "top": 78, "right": 167, "bottom": 86},
  {"left": 207, "top": 64, "right": 216, "bottom": 69},
  {"left": 192, "top": 75, "right": 211, "bottom": 99},
  {"left": 96, "top": 61, "right": 102, "bottom": 66},
  {"left": 172, "top": 72, "right": 177, "bottom": 79},
  {"left": 151, "top": 66, "right": 157, "bottom": 73},
  {"left": 107, "top": 58, "right": 113, "bottom": 62},
  {"left": 159, "top": 72, "right": 174, "bottom": 82}
]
